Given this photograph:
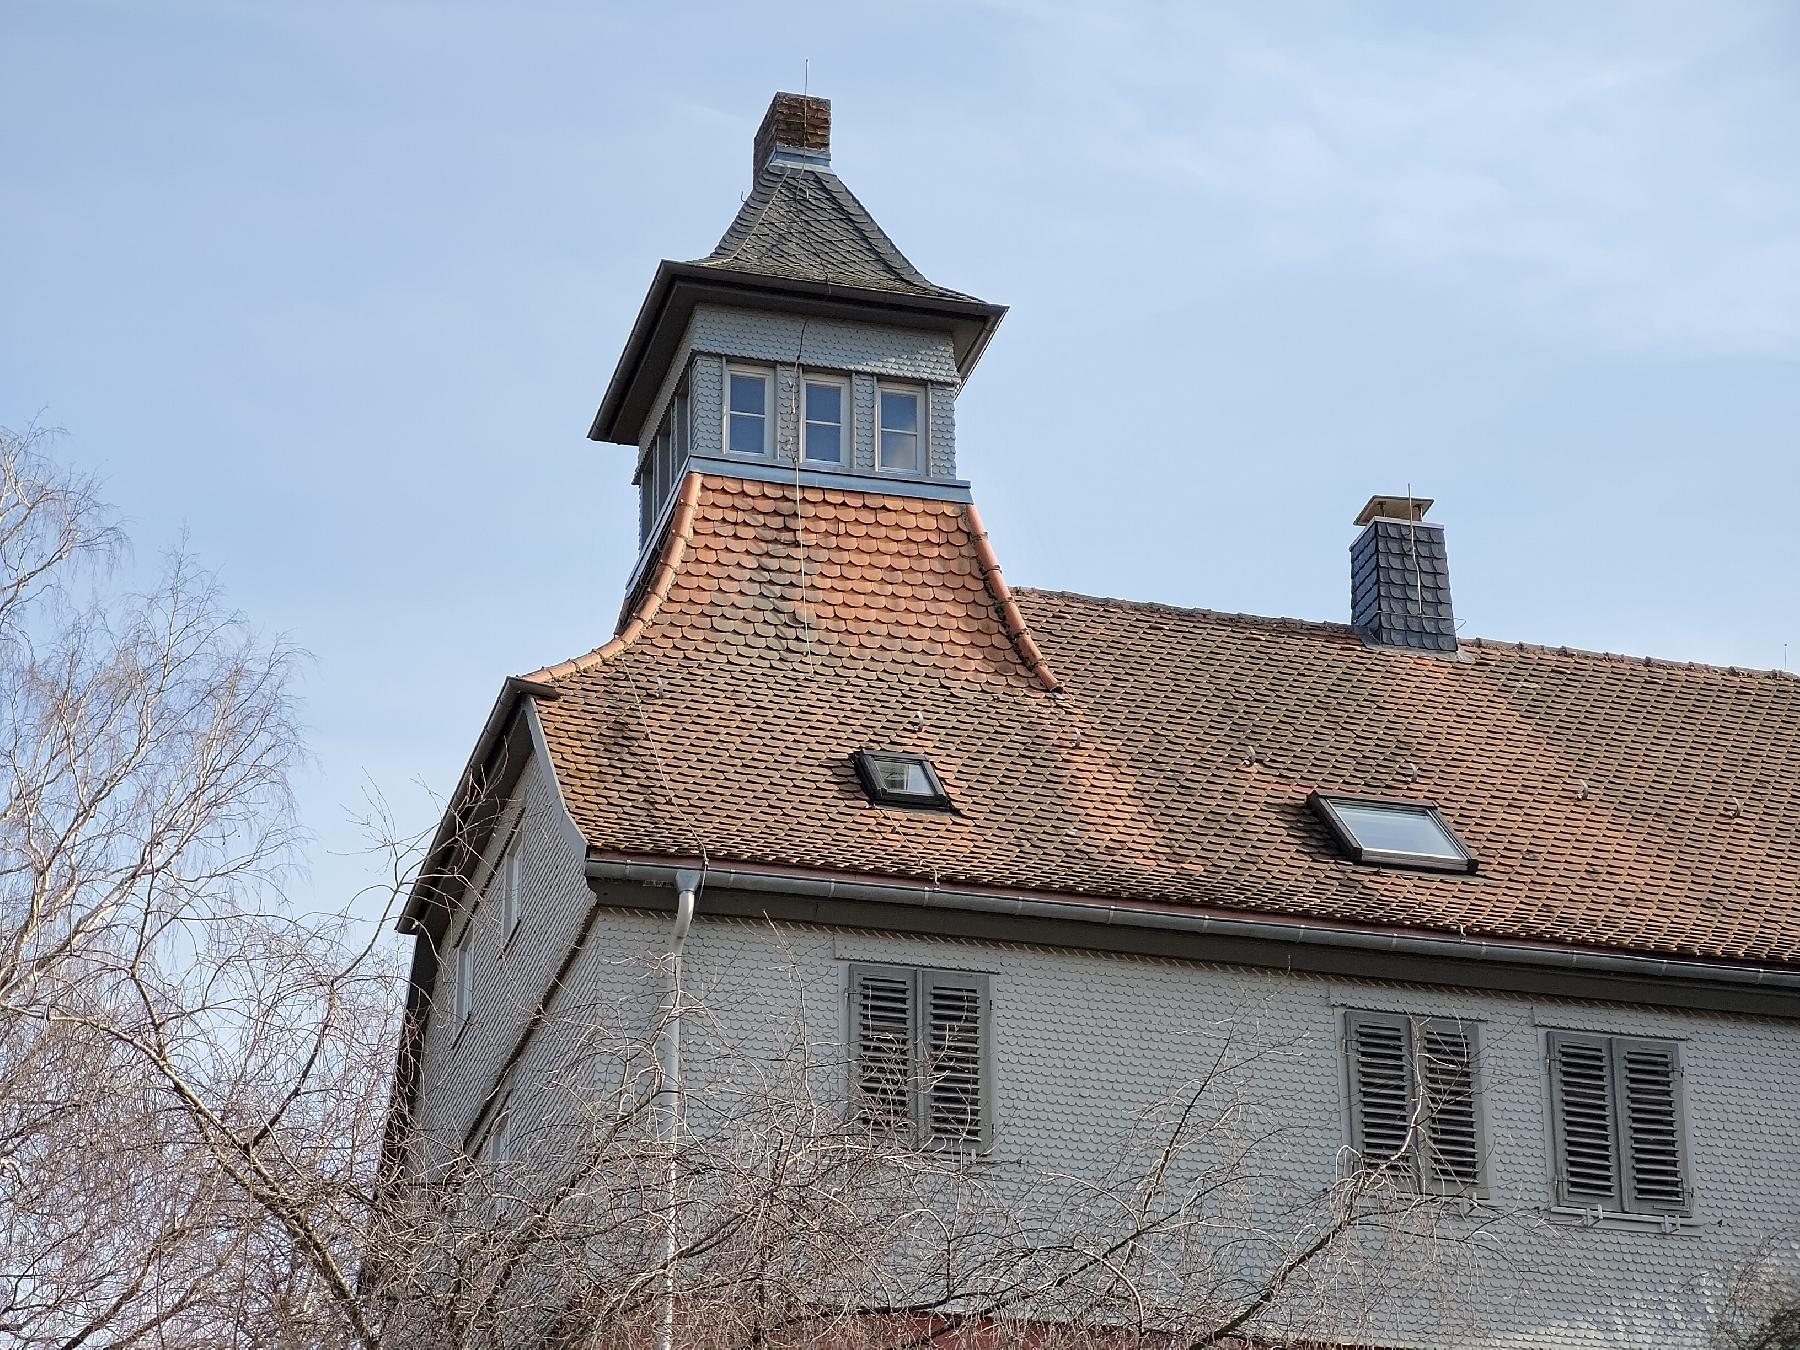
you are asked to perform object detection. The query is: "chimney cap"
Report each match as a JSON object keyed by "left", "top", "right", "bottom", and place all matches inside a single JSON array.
[
  {"left": 1354, "top": 493, "right": 1435, "bottom": 527},
  {"left": 753, "top": 91, "right": 831, "bottom": 178}
]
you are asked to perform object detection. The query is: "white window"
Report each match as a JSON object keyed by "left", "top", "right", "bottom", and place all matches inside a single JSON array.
[
  {"left": 802, "top": 375, "right": 846, "bottom": 465},
  {"left": 877, "top": 385, "right": 923, "bottom": 473},
  {"left": 453, "top": 939, "right": 473, "bottom": 1023},
  {"left": 850, "top": 964, "right": 989, "bottom": 1150},
  {"left": 727, "top": 366, "right": 772, "bottom": 456},
  {"left": 1548, "top": 1032, "right": 1688, "bottom": 1214},
  {"left": 498, "top": 843, "right": 523, "bottom": 940},
  {"left": 487, "top": 1103, "right": 514, "bottom": 1164}
]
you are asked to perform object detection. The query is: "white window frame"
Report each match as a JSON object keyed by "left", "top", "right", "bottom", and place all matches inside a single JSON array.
[
  {"left": 725, "top": 364, "right": 773, "bottom": 458},
  {"left": 453, "top": 938, "right": 473, "bottom": 1024},
  {"left": 498, "top": 842, "right": 523, "bottom": 942},
  {"left": 801, "top": 372, "right": 849, "bottom": 467},
  {"left": 875, "top": 382, "right": 926, "bottom": 475}
]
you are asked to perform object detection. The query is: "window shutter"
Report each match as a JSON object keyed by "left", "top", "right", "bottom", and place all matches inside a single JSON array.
[
  {"left": 921, "top": 971, "right": 987, "bottom": 1148},
  {"left": 1549, "top": 1031, "right": 1620, "bottom": 1209},
  {"left": 1418, "top": 1020, "right": 1483, "bottom": 1192},
  {"left": 852, "top": 966, "right": 914, "bottom": 1138},
  {"left": 1346, "top": 1012, "right": 1415, "bottom": 1174},
  {"left": 1617, "top": 1039, "right": 1687, "bottom": 1213}
]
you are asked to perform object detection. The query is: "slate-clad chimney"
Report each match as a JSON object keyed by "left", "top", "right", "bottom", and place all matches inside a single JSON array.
[
  {"left": 753, "top": 91, "right": 831, "bottom": 177},
  {"left": 1350, "top": 494, "right": 1458, "bottom": 653}
]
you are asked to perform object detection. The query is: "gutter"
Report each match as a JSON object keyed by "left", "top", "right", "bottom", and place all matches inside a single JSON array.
[{"left": 584, "top": 858, "right": 1800, "bottom": 997}]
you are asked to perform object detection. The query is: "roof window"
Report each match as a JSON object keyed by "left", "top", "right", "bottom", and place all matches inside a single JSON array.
[
  {"left": 1309, "top": 793, "right": 1476, "bottom": 873},
  {"left": 854, "top": 751, "right": 953, "bottom": 811}
]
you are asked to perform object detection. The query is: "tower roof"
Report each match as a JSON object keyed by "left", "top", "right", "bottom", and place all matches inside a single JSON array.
[{"left": 693, "top": 158, "right": 981, "bottom": 303}]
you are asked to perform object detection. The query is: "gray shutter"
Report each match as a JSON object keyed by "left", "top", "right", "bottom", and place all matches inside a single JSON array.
[
  {"left": 852, "top": 966, "right": 914, "bottom": 1138},
  {"left": 1549, "top": 1031, "right": 1621, "bottom": 1209},
  {"left": 1617, "top": 1039, "right": 1687, "bottom": 1213},
  {"left": 1346, "top": 1011, "right": 1415, "bottom": 1174},
  {"left": 921, "top": 971, "right": 988, "bottom": 1149},
  {"left": 1418, "top": 1019, "right": 1483, "bottom": 1192}
]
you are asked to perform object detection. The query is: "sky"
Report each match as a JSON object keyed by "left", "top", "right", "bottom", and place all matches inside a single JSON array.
[{"left": 4, "top": 0, "right": 1798, "bottom": 919}]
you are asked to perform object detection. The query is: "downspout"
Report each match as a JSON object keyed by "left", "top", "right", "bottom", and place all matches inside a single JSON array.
[{"left": 658, "top": 870, "right": 700, "bottom": 1350}]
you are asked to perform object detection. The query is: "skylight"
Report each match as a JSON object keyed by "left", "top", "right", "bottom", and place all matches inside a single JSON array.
[
  {"left": 853, "top": 751, "right": 953, "bottom": 811},
  {"left": 1309, "top": 793, "right": 1476, "bottom": 873}
]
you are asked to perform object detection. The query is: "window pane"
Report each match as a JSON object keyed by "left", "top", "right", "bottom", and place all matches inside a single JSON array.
[
  {"left": 805, "top": 381, "right": 841, "bottom": 424},
  {"left": 874, "top": 757, "right": 934, "bottom": 795},
  {"left": 880, "top": 430, "right": 919, "bottom": 472},
  {"left": 879, "top": 389, "right": 919, "bottom": 433},
  {"left": 728, "top": 412, "right": 765, "bottom": 455},
  {"left": 729, "top": 372, "right": 765, "bottom": 415},
  {"left": 804, "top": 420, "right": 842, "bottom": 464},
  {"left": 1332, "top": 801, "right": 1465, "bottom": 858}
]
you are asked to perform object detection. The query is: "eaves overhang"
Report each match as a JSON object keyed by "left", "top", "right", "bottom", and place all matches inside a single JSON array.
[
  {"left": 582, "top": 852, "right": 1800, "bottom": 1020},
  {"left": 397, "top": 676, "right": 559, "bottom": 936},
  {"left": 588, "top": 260, "right": 1008, "bottom": 447}
]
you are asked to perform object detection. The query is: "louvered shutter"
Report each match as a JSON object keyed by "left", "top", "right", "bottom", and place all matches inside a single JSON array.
[
  {"left": 852, "top": 967, "right": 914, "bottom": 1137},
  {"left": 922, "top": 972, "right": 988, "bottom": 1148},
  {"left": 1549, "top": 1032, "right": 1621, "bottom": 1209},
  {"left": 1418, "top": 1020, "right": 1483, "bottom": 1192},
  {"left": 1617, "top": 1039, "right": 1687, "bottom": 1213},
  {"left": 1346, "top": 1012, "right": 1416, "bottom": 1174}
]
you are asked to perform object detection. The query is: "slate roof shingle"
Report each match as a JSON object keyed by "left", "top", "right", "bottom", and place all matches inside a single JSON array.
[
  {"left": 693, "top": 162, "right": 981, "bottom": 303},
  {"left": 527, "top": 475, "right": 1800, "bottom": 969}
]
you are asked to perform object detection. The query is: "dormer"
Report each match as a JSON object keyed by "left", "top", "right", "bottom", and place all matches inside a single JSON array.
[{"left": 589, "top": 93, "right": 1007, "bottom": 550}]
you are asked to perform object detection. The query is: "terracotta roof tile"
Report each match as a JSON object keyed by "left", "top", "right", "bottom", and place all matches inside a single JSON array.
[{"left": 530, "top": 474, "right": 1800, "bottom": 967}]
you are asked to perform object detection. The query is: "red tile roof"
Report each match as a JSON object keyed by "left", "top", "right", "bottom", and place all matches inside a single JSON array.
[{"left": 528, "top": 473, "right": 1800, "bottom": 967}]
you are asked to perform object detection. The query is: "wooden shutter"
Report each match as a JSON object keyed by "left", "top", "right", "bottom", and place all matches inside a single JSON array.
[
  {"left": 922, "top": 972, "right": 987, "bottom": 1148},
  {"left": 1617, "top": 1039, "right": 1687, "bottom": 1213},
  {"left": 1346, "top": 1012, "right": 1415, "bottom": 1173},
  {"left": 1549, "top": 1031, "right": 1621, "bottom": 1209},
  {"left": 1418, "top": 1019, "right": 1483, "bottom": 1192},
  {"left": 852, "top": 966, "right": 914, "bottom": 1137}
]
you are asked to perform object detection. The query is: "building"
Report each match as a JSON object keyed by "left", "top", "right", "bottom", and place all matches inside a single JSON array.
[{"left": 388, "top": 92, "right": 1800, "bottom": 1349}]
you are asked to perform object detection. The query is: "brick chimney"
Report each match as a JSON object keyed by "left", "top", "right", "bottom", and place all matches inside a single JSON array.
[
  {"left": 1350, "top": 494, "right": 1458, "bottom": 653},
  {"left": 753, "top": 91, "right": 831, "bottom": 178}
]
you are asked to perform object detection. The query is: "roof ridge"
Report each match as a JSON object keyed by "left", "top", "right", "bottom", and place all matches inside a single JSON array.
[
  {"left": 1018, "top": 586, "right": 1800, "bottom": 681},
  {"left": 966, "top": 507, "right": 1061, "bottom": 693},
  {"left": 519, "top": 472, "right": 706, "bottom": 683}
]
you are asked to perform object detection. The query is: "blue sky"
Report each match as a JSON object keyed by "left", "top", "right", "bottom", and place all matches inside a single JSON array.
[{"left": 5, "top": 1, "right": 1798, "bottom": 917}]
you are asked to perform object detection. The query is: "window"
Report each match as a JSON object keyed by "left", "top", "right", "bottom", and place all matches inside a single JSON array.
[
  {"left": 874, "top": 385, "right": 928, "bottom": 475},
  {"left": 1310, "top": 792, "right": 1476, "bottom": 873},
  {"left": 727, "top": 367, "right": 771, "bottom": 456},
  {"left": 486, "top": 1103, "right": 514, "bottom": 1164},
  {"left": 498, "top": 843, "right": 523, "bottom": 940},
  {"left": 1345, "top": 1010, "right": 1484, "bottom": 1194},
  {"left": 852, "top": 750, "right": 953, "bottom": 810},
  {"left": 453, "top": 939, "right": 473, "bottom": 1024},
  {"left": 802, "top": 376, "right": 845, "bottom": 465},
  {"left": 878, "top": 385, "right": 923, "bottom": 473},
  {"left": 851, "top": 964, "right": 989, "bottom": 1150},
  {"left": 1548, "top": 1032, "right": 1688, "bottom": 1214}
]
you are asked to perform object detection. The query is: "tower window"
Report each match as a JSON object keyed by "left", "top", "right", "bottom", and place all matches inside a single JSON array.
[
  {"left": 727, "top": 366, "right": 771, "bottom": 456},
  {"left": 803, "top": 376, "right": 846, "bottom": 465},
  {"left": 878, "top": 386, "right": 923, "bottom": 473}
]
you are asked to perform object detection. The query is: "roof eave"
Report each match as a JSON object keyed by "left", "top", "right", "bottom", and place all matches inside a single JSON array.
[
  {"left": 589, "top": 261, "right": 1007, "bottom": 447},
  {"left": 397, "top": 675, "right": 559, "bottom": 934}
]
